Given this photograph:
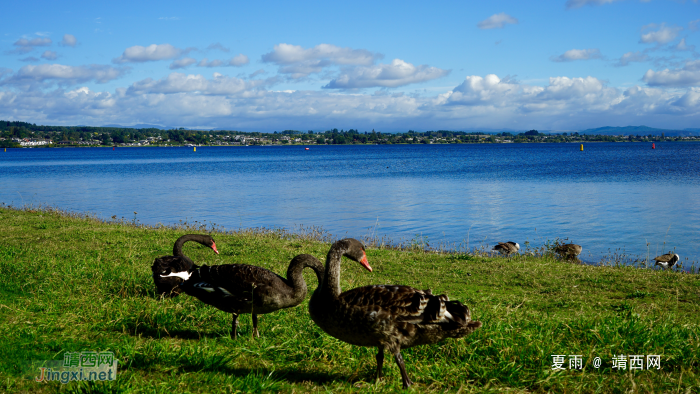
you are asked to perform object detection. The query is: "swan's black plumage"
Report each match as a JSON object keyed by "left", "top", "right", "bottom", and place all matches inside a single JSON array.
[
  {"left": 309, "top": 238, "right": 482, "bottom": 388},
  {"left": 151, "top": 234, "right": 218, "bottom": 296},
  {"left": 159, "top": 254, "right": 324, "bottom": 338}
]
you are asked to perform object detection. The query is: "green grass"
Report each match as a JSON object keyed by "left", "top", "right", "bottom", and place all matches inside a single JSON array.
[{"left": 0, "top": 206, "right": 698, "bottom": 393}]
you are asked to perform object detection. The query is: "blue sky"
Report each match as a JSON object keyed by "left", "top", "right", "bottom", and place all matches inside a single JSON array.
[{"left": 1, "top": 0, "right": 698, "bottom": 132}]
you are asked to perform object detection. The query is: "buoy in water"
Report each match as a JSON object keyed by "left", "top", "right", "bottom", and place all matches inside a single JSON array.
[
  {"left": 112, "top": 146, "right": 115, "bottom": 151},
  {"left": 194, "top": 146, "right": 196, "bottom": 152},
  {"left": 652, "top": 143, "right": 655, "bottom": 149},
  {"left": 580, "top": 144, "right": 583, "bottom": 151},
  {"left": 305, "top": 147, "right": 309, "bottom": 150}
]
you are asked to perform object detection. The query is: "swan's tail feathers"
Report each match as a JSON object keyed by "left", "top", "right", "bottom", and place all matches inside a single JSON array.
[
  {"left": 442, "top": 301, "right": 482, "bottom": 337},
  {"left": 422, "top": 292, "right": 449, "bottom": 323},
  {"left": 444, "top": 300, "right": 470, "bottom": 325}
]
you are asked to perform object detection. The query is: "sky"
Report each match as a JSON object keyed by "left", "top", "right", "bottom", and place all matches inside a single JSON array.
[{"left": 1, "top": 0, "right": 699, "bottom": 132}]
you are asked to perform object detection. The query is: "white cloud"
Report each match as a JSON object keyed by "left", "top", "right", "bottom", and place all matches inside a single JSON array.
[
  {"left": 565, "top": 0, "right": 620, "bottom": 9},
  {"left": 41, "top": 50, "right": 58, "bottom": 60},
  {"left": 249, "top": 69, "right": 267, "bottom": 78},
  {"left": 15, "top": 37, "right": 52, "bottom": 47},
  {"left": 197, "top": 55, "right": 250, "bottom": 68},
  {"left": 262, "top": 43, "right": 381, "bottom": 78},
  {"left": 2, "top": 64, "right": 128, "bottom": 86},
  {"left": 640, "top": 24, "right": 682, "bottom": 45},
  {"left": 438, "top": 74, "right": 624, "bottom": 119},
  {"left": 126, "top": 72, "right": 264, "bottom": 95},
  {"left": 229, "top": 54, "right": 249, "bottom": 66},
  {"left": 198, "top": 58, "right": 225, "bottom": 68},
  {"left": 206, "top": 43, "right": 230, "bottom": 52},
  {"left": 441, "top": 74, "right": 523, "bottom": 106},
  {"left": 643, "top": 60, "right": 700, "bottom": 88},
  {"left": 60, "top": 34, "right": 77, "bottom": 47},
  {"left": 169, "top": 57, "right": 197, "bottom": 70},
  {"left": 9, "top": 37, "right": 52, "bottom": 54},
  {"left": 477, "top": 13, "right": 518, "bottom": 29},
  {"left": 113, "top": 44, "right": 184, "bottom": 63},
  {"left": 675, "top": 38, "right": 695, "bottom": 52},
  {"left": 1, "top": 62, "right": 699, "bottom": 130},
  {"left": 614, "top": 51, "right": 648, "bottom": 67},
  {"left": 263, "top": 43, "right": 379, "bottom": 65},
  {"left": 324, "top": 59, "right": 449, "bottom": 89},
  {"left": 672, "top": 88, "right": 700, "bottom": 108},
  {"left": 535, "top": 76, "right": 608, "bottom": 101},
  {"left": 689, "top": 19, "right": 700, "bottom": 31},
  {"left": 551, "top": 48, "right": 602, "bottom": 62},
  {"left": 19, "top": 56, "right": 40, "bottom": 62}
]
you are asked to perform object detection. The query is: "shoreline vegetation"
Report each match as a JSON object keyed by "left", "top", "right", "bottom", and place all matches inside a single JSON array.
[
  {"left": 0, "top": 205, "right": 698, "bottom": 392},
  {"left": 2, "top": 120, "right": 700, "bottom": 148}
]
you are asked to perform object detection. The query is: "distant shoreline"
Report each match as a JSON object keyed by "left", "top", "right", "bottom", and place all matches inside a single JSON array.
[{"left": 5, "top": 139, "right": 700, "bottom": 149}]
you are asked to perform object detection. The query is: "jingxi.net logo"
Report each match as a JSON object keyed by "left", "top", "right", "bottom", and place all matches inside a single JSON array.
[{"left": 35, "top": 351, "right": 118, "bottom": 384}]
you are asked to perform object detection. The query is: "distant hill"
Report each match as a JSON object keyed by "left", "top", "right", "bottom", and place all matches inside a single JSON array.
[
  {"left": 576, "top": 126, "right": 700, "bottom": 137},
  {"left": 101, "top": 123, "right": 171, "bottom": 130}
]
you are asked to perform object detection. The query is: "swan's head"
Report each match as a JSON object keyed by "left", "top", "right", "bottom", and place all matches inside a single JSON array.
[
  {"left": 210, "top": 241, "right": 219, "bottom": 254},
  {"left": 339, "top": 238, "right": 372, "bottom": 272}
]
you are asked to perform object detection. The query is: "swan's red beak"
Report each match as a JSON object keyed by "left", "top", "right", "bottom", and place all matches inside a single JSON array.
[
  {"left": 360, "top": 252, "right": 372, "bottom": 272},
  {"left": 211, "top": 242, "right": 219, "bottom": 254}
]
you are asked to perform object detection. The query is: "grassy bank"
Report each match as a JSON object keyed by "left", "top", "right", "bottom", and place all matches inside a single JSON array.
[{"left": 0, "top": 206, "right": 698, "bottom": 393}]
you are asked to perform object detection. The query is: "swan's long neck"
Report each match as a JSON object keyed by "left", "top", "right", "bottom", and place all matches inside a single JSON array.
[
  {"left": 322, "top": 245, "right": 345, "bottom": 298},
  {"left": 173, "top": 235, "right": 208, "bottom": 256},
  {"left": 286, "top": 255, "right": 325, "bottom": 297}
]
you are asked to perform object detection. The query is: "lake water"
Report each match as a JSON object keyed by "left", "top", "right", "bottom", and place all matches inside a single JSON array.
[{"left": 1, "top": 143, "right": 698, "bottom": 268}]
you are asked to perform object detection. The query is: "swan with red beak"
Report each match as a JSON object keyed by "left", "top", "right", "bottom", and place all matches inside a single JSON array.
[{"left": 309, "top": 238, "right": 481, "bottom": 389}]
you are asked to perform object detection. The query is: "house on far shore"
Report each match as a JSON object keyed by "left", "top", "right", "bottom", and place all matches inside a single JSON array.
[{"left": 18, "top": 138, "right": 52, "bottom": 147}]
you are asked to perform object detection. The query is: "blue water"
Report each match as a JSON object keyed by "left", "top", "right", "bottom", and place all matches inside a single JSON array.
[{"left": 1, "top": 143, "right": 699, "bottom": 267}]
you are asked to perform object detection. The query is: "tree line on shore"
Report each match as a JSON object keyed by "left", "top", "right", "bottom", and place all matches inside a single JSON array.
[{"left": 0, "top": 120, "right": 696, "bottom": 148}]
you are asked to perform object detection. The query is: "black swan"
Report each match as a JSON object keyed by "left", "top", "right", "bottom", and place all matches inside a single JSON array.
[
  {"left": 493, "top": 241, "right": 520, "bottom": 256},
  {"left": 158, "top": 254, "right": 325, "bottom": 338},
  {"left": 654, "top": 252, "right": 679, "bottom": 270},
  {"left": 309, "top": 238, "right": 482, "bottom": 388},
  {"left": 151, "top": 234, "right": 219, "bottom": 296},
  {"left": 554, "top": 243, "right": 582, "bottom": 261}
]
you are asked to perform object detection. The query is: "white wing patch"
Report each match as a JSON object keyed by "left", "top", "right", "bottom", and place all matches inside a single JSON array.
[
  {"left": 442, "top": 310, "right": 454, "bottom": 322},
  {"left": 160, "top": 271, "right": 192, "bottom": 281}
]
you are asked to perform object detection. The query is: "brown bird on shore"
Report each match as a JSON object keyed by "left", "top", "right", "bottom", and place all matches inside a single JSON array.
[
  {"left": 554, "top": 243, "right": 582, "bottom": 261},
  {"left": 653, "top": 252, "right": 679, "bottom": 270},
  {"left": 493, "top": 241, "right": 520, "bottom": 256},
  {"left": 309, "top": 238, "right": 482, "bottom": 389}
]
